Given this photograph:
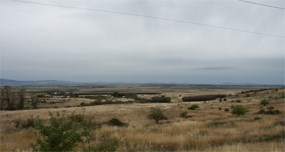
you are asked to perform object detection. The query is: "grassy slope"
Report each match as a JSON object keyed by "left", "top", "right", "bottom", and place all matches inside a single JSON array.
[{"left": 0, "top": 88, "right": 284, "bottom": 151}]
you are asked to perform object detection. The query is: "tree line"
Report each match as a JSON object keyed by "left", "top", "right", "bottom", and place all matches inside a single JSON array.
[{"left": 0, "top": 86, "right": 38, "bottom": 110}]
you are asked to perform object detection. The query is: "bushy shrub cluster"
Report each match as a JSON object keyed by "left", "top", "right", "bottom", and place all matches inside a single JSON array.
[
  {"left": 240, "top": 88, "right": 275, "bottom": 94},
  {"left": 32, "top": 111, "right": 92, "bottom": 152},
  {"left": 137, "top": 96, "right": 171, "bottom": 103},
  {"left": 182, "top": 94, "right": 226, "bottom": 102},
  {"left": 149, "top": 96, "right": 171, "bottom": 103},
  {"left": 257, "top": 107, "right": 281, "bottom": 115}
]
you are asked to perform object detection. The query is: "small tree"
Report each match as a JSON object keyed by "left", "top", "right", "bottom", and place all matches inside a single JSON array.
[
  {"left": 260, "top": 99, "right": 269, "bottom": 106},
  {"left": 32, "top": 111, "right": 92, "bottom": 151},
  {"left": 147, "top": 107, "right": 167, "bottom": 124},
  {"left": 232, "top": 105, "right": 248, "bottom": 116}
]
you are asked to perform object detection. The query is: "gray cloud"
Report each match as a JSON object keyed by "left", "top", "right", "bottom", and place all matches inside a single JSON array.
[{"left": 0, "top": 0, "right": 284, "bottom": 84}]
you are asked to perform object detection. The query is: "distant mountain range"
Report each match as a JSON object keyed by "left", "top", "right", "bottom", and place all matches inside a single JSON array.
[
  {"left": 0, "top": 78, "right": 75, "bottom": 86},
  {"left": 0, "top": 78, "right": 283, "bottom": 87}
]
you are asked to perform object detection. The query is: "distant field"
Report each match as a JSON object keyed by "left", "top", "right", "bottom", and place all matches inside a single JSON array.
[{"left": 0, "top": 85, "right": 284, "bottom": 151}]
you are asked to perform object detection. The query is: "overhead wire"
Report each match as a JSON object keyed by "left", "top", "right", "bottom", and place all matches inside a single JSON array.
[
  {"left": 238, "top": 0, "right": 285, "bottom": 10},
  {"left": 10, "top": 0, "right": 285, "bottom": 38}
]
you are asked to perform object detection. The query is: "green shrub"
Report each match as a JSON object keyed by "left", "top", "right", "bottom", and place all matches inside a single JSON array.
[
  {"left": 32, "top": 111, "right": 92, "bottom": 152},
  {"left": 179, "top": 111, "right": 188, "bottom": 119},
  {"left": 260, "top": 99, "right": 269, "bottom": 106},
  {"left": 188, "top": 104, "right": 199, "bottom": 110},
  {"left": 107, "top": 118, "right": 127, "bottom": 127},
  {"left": 148, "top": 107, "right": 167, "bottom": 124},
  {"left": 232, "top": 105, "right": 248, "bottom": 116}
]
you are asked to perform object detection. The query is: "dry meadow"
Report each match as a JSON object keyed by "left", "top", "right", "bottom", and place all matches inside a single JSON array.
[{"left": 0, "top": 87, "right": 284, "bottom": 151}]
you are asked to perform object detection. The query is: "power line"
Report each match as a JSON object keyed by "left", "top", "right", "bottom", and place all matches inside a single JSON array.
[
  {"left": 11, "top": 0, "right": 284, "bottom": 38},
  {"left": 238, "top": 0, "right": 285, "bottom": 10}
]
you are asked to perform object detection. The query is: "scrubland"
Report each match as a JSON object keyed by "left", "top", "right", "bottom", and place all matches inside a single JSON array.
[{"left": 0, "top": 87, "right": 284, "bottom": 151}]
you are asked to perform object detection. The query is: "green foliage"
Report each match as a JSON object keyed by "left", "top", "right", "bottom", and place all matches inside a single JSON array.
[
  {"left": 107, "top": 118, "right": 127, "bottom": 127},
  {"left": 180, "top": 111, "right": 188, "bottom": 119},
  {"left": 32, "top": 111, "right": 92, "bottom": 152},
  {"left": 260, "top": 99, "right": 269, "bottom": 106},
  {"left": 147, "top": 107, "right": 167, "bottom": 124},
  {"left": 188, "top": 104, "right": 199, "bottom": 110},
  {"left": 232, "top": 105, "right": 248, "bottom": 116}
]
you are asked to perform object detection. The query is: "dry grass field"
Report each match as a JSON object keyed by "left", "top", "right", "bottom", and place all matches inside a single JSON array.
[{"left": 0, "top": 87, "right": 284, "bottom": 151}]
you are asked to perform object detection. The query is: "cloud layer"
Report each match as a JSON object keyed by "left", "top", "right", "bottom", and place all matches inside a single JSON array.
[{"left": 0, "top": 0, "right": 284, "bottom": 84}]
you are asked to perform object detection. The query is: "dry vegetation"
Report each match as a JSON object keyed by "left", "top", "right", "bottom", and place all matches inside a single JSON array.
[{"left": 0, "top": 86, "right": 284, "bottom": 151}]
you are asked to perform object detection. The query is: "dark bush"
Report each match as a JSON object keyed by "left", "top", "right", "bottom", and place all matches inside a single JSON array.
[
  {"left": 254, "top": 117, "right": 262, "bottom": 120},
  {"left": 150, "top": 96, "right": 171, "bottom": 103},
  {"left": 111, "top": 92, "right": 124, "bottom": 98},
  {"left": 180, "top": 111, "right": 188, "bottom": 119},
  {"left": 224, "top": 108, "right": 229, "bottom": 112},
  {"left": 240, "top": 88, "right": 275, "bottom": 94},
  {"left": 182, "top": 94, "right": 226, "bottom": 102},
  {"left": 107, "top": 118, "right": 127, "bottom": 127},
  {"left": 258, "top": 109, "right": 281, "bottom": 115},
  {"left": 188, "top": 104, "right": 199, "bottom": 110},
  {"left": 260, "top": 99, "right": 269, "bottom": 106}
]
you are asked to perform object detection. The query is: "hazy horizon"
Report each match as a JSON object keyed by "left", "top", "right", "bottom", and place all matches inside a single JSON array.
[{"left": 1, "top": 0, "right": 284, "bottom": 85}]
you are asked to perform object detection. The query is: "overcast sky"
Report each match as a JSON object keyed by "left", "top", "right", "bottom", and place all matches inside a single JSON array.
[{"left": 0, "top": 0, "right": 284, "bottom": 84}]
